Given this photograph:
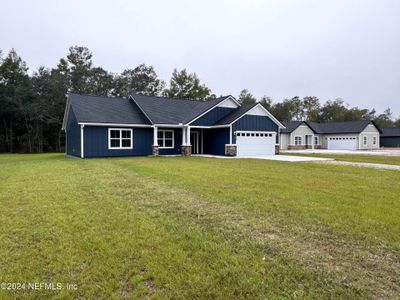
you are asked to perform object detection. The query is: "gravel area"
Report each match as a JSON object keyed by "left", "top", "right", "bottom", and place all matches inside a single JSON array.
[{"left": 317, "top": 160, "right": 400, "bottom": 171}]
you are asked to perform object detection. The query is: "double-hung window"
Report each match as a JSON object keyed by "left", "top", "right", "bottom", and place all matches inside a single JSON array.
[
  {"left": 108, "top": 128, "right": 133, "bottom": 149},
  {"left": 314, "top": 136, "right": 319, "bottom": 145},
  {"left": 158, "top": 130, "right": 174, "bottom": 148},
  {"left": 294, "top": 136, "right": 302, "bottom": 145},
  {"left": 363, "top": 136, "right": 367, "bottom": 145},
  {"left": 373, "top": 136, "right": 377, "bottom": 145}
]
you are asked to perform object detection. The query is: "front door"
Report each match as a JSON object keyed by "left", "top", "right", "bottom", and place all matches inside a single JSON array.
[{"left": 190, "top": 131, "right": 199, "bottom": 154}]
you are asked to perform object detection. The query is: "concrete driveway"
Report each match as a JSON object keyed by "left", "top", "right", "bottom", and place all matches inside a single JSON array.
[
  {"left": 282, "top": 149, "right": 400, "bottom": 157},
  {"left": 194, "top": 154, "right": 333, "bottom": 162}
]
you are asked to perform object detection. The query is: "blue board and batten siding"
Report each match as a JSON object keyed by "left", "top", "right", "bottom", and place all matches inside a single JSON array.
[
  {"left": 203, "top": 128, "right": 230, "bottom": 155},
  {"left": 66, "top": 108, "right": 81, "bottom": 157},
  {"left": 82, "top": 126, "right": 182, "bottom": 158},
  {"left": 232, "top": 115, "right": 279, "bottom": 144},
  {"left": 191, "top": 107, "right": 235, "bottom": 126},
  {"left": 158, "top": 128, "right": 182, "bottom": 155},
  {"left": 83, "top": 127, "right": 153, "bottom": 158}
]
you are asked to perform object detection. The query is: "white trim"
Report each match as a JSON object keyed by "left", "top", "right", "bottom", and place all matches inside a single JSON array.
[
  {"left": 153, "top": 124, "right": 185, "bottom": 128},
  {"left": 78, "top": 122, "right": 151, "bottom": 128},
  {"left": 217, "top": 97, "right": 240, "bottom": 108},
  {"left": 229, "top": 125, "right": 233, "bottom": 144},
  {"left": 129, "top": 95, "right": 154, "bottom": 124},
  {"left": 201, "top": 128, "right": 204, "bottom": 154},
  {"left": 186, "top": 95, "right": 240, "bottom": 125},
  {"left": 153, "top": 126, "right": 158, "bottom": 146},
  {"left": 80, "top": 124, "right": 84, "bottom": 158},
  {"left": 158, "top": 129, "right": 175, "bottom": 149},
  {"left": 186, "top": 126, "right": 191, "bottom": 146},
  {"left": 108, "top": 128, "right": 134, "bottom": 150},
  {"left": 227, "top": 104, "right": 285, "bottom": 128}
]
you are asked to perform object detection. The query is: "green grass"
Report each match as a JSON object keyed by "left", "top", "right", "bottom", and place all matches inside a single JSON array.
[
  {"left": 284, "top": 152, "right": 400, "bottom": 165},
  {"left": 0, "top": 154, "right": 399, "bottom": 299}
]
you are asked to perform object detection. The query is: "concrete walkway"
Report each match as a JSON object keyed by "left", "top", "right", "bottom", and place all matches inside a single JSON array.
[
  {"left": 317, "top": 160, "right": 400, "bottom": 171},
  {"left": 193, "top": 154, "right": 333, "bottom": 162},
  {"left": 282, "top": 149, "right": 400, "bottom": 157}
]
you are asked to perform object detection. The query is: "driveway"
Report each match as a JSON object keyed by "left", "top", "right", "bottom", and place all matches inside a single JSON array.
[
  {"left": 194, "top": 154, "right": 333, "bottom": 162},
  {"left": 282, "top": 149, "right": 400, "bottom": 157}
]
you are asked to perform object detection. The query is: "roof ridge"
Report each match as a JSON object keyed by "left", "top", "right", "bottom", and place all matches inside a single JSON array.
[
  {"left": 68, "top": 93, "right": 127, "bottom": 101},
  {"left": 130, "top": 92, "right": 229, "bottom": 103}
]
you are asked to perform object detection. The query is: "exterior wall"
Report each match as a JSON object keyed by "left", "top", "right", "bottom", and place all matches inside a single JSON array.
[
  {"left": 83, "top": 126, "right": 153, "bottom": 158},
  {"left": 289, "top": 125, "right": 316, "bottom": 147},
  {"left": 231, "top": 115, "right": 279, "bottom": 144},
  {"left": 359, "top": 125, "right": 380, "bottom": 149},
  {"left": 280, "top": 133, "right": 290, "bottom": 150},
  {"left": 158, "top": 128, "right": 182, "bottom": 155},
  {"left": 380, "top": 137, "right": 400, "bottom": 147},
  {"left": 191, "top": 107, "right": 235, "bottom": 126},
  {"left": 203, "top": 128, "right": 230, "bottom": 156},
  {"left": 66, "top": 107, "right": 81, "bottom": 157}
]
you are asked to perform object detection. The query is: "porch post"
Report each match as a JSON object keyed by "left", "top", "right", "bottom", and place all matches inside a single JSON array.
[
  {"left": 187, "top": 126, "right": 191, "bottom": 146},
  {"left": 152, "top": 126, "right": 159, "bottom": 156},
  {"left": 312, "top": 134, "right": 314, "bottom": 150}
]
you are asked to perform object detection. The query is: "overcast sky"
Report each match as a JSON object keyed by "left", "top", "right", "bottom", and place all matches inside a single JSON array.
[{"left": 1, "top": 0, "right": 399, "bottom": 116}]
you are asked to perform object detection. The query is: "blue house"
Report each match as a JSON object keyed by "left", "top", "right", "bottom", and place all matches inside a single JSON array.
[{"left": 62, "top": 93, "right": 285, "bottom": 158}]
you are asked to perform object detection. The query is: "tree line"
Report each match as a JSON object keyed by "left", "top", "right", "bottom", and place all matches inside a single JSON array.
[{"left": 0, "top": 46, "right": 398, "bottom": 153}]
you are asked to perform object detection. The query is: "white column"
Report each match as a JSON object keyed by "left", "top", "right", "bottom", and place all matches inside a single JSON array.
[
  {"left": 80, "top": 124, "right": 84, "bottom": 158},
  {"left": 312, "top": 134, "right": 314, "bottom": 149},
  {"left": 186, "top": 126, "right": 191, "bottom": 146},
  {"left": 229, "top": 125, "right": 232, "bottom": 144},
  {"left": 153, "top": 126, "right": 158, "bottom": 146}
]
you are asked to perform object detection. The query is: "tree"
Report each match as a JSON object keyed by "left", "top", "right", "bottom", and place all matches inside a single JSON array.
[
  {"left": 318, "top": 99, "right": 349, "bottom": 122},
  {"left": 302, "top": 96, "right": 320, "bottom": 121},
  {"left": 114, "top": 64, "right": 165, "bottom": 97},
  {"left": 259, "top": 96, "right": 272, "bottom": 110},
  {"left": 374, "top": 108, "right": 394, "bottom": 128},
  {"left": 66, "top": 46, "right": 93, "bottom": 94},
  {"left": 0, "top": 49, "right": 32, "bottom": 152},
  {"left": 237, "top": 89, "right": 256, "bottom": 105},
  {"left": 87, "top": 67, "right": 114, "bottom": 96},
  {"left": 164, "top": 69, "right": 212, "bottom": 100}
]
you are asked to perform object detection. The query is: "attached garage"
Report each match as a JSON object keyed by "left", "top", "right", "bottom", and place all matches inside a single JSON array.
[
  {"left": 327, "top": 137, "right": 358, "bottom": 150},
  {"left": 236, "top": 131, "right": 276, "bottom": 156}
]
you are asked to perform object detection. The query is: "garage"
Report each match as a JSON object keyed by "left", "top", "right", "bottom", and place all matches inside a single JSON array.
[
  {"left": 236, "top": 131, "right": 276, "bottom": 156},
  {"left": 327, "top": 137, "right": 358, "bottom": 150}
]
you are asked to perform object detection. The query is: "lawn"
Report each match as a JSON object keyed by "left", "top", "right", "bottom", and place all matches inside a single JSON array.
[
  {"left": 0, "top": 154, "right": 399, "bottom": 299},
  {"left": 283, "top": 152, "right": 400, "bottom": 165}
]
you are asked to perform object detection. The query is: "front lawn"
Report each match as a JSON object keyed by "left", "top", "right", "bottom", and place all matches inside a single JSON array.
[
  {"left": 284, "top": 152, "right": 400, "bottom": 165},
  {"left": 0, "top": 154, "right": 399, "bottom": 299}
]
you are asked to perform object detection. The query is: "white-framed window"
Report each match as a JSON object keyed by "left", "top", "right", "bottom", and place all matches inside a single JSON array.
[
  {"left": 108, "top": 128, "right": 133, "bottom": 149},
  {"left": 363, "top": 136, "right": 367, "bottom": 145},
  {"left": 314, "top": 136, "right": 319, "bottom": 145},
  {"left": 158, "top": 130, "right": 174, "bottom": 149},
  {"left": 373, "top": 136, "right": 377, "bottom": 145},
  {"left": 294, "top": 136, "right": 302, "bottom": 145}
]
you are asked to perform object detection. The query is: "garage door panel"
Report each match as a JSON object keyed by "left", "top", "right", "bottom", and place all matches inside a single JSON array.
[
  {"left": 236, "top": 131, "right": 275, "bottom": 156},
  {"left": 328, "top": 137, "right": 357, "bottom": 150}
]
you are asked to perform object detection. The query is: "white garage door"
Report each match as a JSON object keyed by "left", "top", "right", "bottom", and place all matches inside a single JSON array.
[
  {"left": 236, "top": 131, "right": 276, "bottom": 156},
  {"left": 327, "top": 137, "right": 358, "bottom": 150}
]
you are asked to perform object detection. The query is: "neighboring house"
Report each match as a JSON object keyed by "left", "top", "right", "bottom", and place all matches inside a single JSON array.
[
  {"left": 280, "top": 120, "right": 381, "bottom": 150},
  {"left": 380, "top": 127, "right": 400, "bottom": 147},
  {"left": 280, "top": 121, "right": 319, "bottom": 150},
  {"left": 62, "top": 93, "right": 285, "bottom": 158}
]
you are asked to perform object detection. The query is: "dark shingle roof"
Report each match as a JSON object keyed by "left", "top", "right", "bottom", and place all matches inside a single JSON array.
[
  {"left": 281, "top": 121, "right": 307, "bottom": 133},
  {"left": 307, "top": 120, "right": 376, "bottom": 134},
  {"left": 130, "top": 94, "right": 230, "bottom": 124},
  {"left": 68, "top": 94, "right": 150, "bottom": 124},
  {"left": 214, "top": 103, "right": 257, "bottom": 125},
  {"left": 381, "top": 127, "right": 400, "bottom": 137}
]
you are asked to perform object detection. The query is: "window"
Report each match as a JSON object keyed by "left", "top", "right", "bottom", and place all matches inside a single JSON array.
[
  {"left": 109, "top": 129, "right": 133, "bottom": 149},
  {"left": 158, "top": 130, "right": 174, "bottom": 148},
  {"left": 363, "top": 136, "right": 367, "bottom": 145},
  {"left": 373, "top": 136, "right": 377, "bottom": 145},
  {"left": 314, "top": 136, "right": 319, "bottom": 145},
  {"left": 294, "top": 136, "right": 302, "bottom": 145}
]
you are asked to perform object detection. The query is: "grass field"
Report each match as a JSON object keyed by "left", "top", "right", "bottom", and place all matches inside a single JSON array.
[
  {"left": 0, "top": 154, "right": 399, "bottom": 299},
  {"left": 284, "top": 152, "right": 400, "bottom": 165}
]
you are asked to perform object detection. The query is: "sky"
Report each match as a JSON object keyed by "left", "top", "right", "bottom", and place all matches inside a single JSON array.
[{"left": 1, "top": 0, "right": 399, "bottom": 116}]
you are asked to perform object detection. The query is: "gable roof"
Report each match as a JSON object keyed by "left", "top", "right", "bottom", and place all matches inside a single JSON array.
[
  {"left": 307, "top": 120, "right": 381, "bottom": 134},
  {"left": 214, "top": 103, "right": 258, "bottom": 125},
  {"left": 280, "top": 121, "right": 315, "bottom": 133},
  {"left": 130, "top": 93, "right": 231, "bottom": 124},
  {"left": 64, "top": 94, "right": 151, "bottom": 127},
  {"left": 381, "top": 127, "right": 400, "bottom": 137}
]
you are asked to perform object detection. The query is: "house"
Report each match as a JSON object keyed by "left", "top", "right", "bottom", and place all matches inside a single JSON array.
[
  {"left": 280, "top": 120, "right": 381, "bottom": 150},
  {"left": 62, "top": 93, "right": 285, "bottom": 158},
  {"left": 380, "top": 127, "right": 400, "bottom": 147}
]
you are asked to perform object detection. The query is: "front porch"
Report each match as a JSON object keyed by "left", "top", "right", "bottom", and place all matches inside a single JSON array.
[{"left": 151, "top": 126, "right": 234, "bottom": 157}]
